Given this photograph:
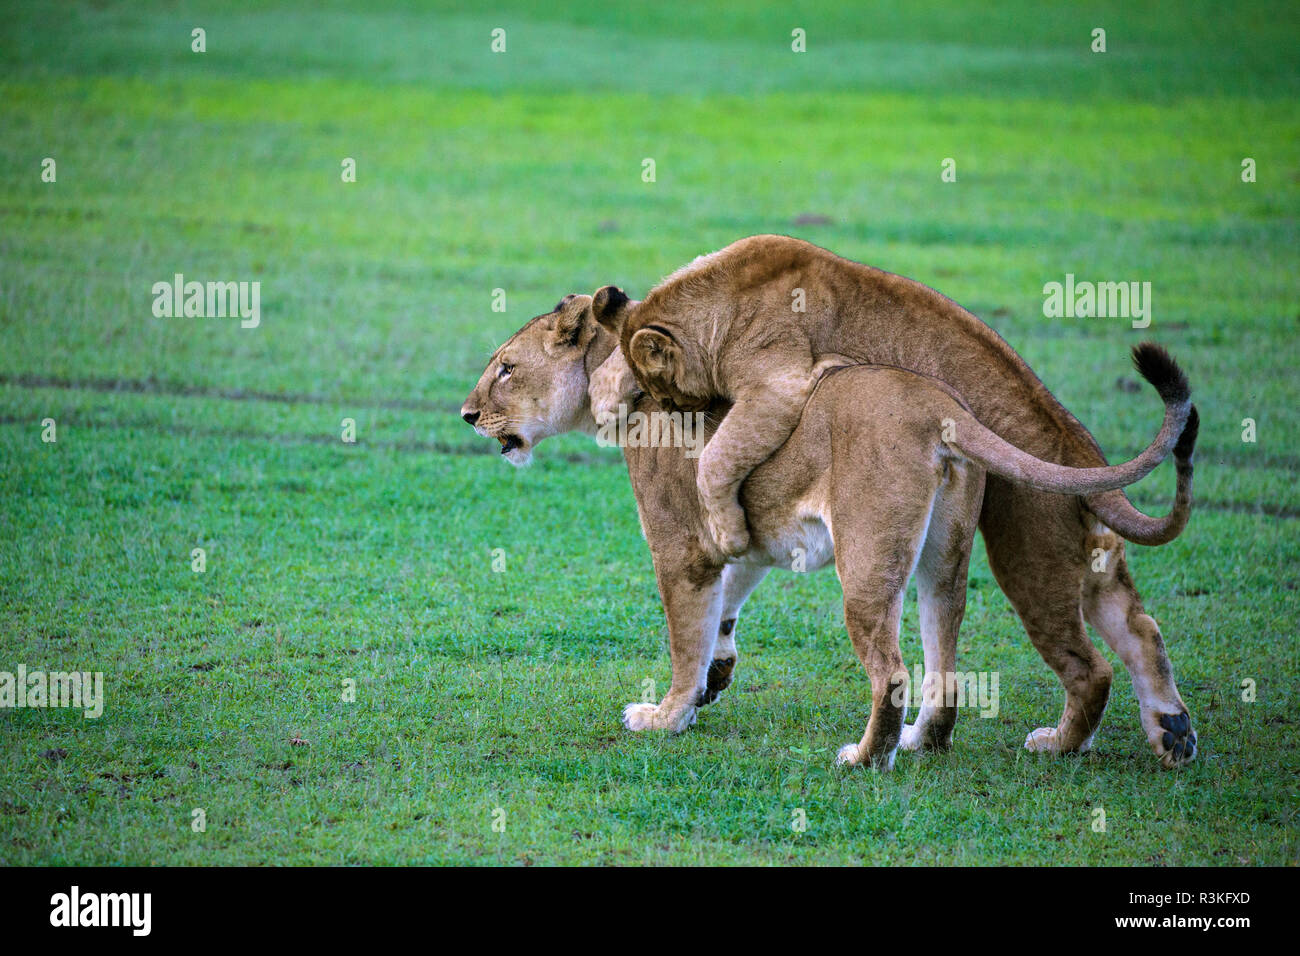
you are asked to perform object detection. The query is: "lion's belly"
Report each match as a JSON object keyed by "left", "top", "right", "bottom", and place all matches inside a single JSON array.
[{"left": 746, "top": 485, "right": 836, "bottom": 573}]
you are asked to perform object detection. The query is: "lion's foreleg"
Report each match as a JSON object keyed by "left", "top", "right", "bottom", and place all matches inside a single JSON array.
[
  {"left": 697, "top": 380, "right": 811, "bottom": 558},
  {"left": 698, "top": 562, "right": 769, "bottom": 706},
  {"left": 622, "top": 556, "right": 725, "bottom": 733}
]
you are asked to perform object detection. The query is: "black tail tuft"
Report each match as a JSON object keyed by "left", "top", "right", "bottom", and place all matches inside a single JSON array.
[
  {"left": 1132, "top": 342, "right": 1191, "bottom": 404},
  {"left": 1173, "top": 404, "right": 1199, "bottom": 461}
]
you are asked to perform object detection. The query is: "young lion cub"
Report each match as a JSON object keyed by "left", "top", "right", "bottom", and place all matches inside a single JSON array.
[{"left": 590, "top": 237, "right": 1195, "bottom": 558}]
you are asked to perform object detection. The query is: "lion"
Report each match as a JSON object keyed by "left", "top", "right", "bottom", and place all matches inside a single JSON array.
[
  {"left": 585, "top": 235, "right": 1201, "bottom": 768},
  {"left": 461, "top": 293, "right": 1199, "bottom": 768}
]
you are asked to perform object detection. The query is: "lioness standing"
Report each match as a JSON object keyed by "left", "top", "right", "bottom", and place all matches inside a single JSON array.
[
  {"left": 462, "top": 295, "right": 1198, "bottom": 768},
  {"left": 589, "top": 235, "right": 1199, "bottom": 767}
]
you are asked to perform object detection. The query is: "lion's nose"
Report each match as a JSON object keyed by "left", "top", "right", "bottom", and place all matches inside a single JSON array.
[{"left": 462, "top": 409, "right": 480, "bottom": 425}]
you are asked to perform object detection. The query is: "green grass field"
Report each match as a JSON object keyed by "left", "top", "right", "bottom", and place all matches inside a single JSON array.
[{"left": 1, "top": 1, "right": 1297, "bottom": 865}]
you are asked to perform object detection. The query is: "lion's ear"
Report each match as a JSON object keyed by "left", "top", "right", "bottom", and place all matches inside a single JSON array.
[
  {"left": 628, "top": 327, "right": 680, "bottom": 380},
  {"left": 591, "top": 285, "right": 632, "bottom": 333},
  {"left": 548, "top": 295, "right": 594, "bottom": 352}
]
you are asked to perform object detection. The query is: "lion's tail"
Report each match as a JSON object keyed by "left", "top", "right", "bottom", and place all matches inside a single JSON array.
[
  {"left": 1081, "top": 406, "right": 1197, "bottom": 546},
  {"left": 942, "top": 344, "right": 1197, "bottom": 542}
]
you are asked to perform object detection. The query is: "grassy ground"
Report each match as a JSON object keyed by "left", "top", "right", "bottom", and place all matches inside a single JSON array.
[{"left": 0, "top": 1, "right": 1297, "bottom": 864}]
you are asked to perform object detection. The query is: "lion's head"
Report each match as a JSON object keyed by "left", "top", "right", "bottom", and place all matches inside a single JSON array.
[
  {"left": 587, "top": 285, "right": 711, "bottom": 414},
  {"left": 460, "top": 292, "right": 623, "bottom": 465}
]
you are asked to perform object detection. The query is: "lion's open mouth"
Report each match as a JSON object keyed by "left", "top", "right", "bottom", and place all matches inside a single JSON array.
[{"left": 497, "top": 434, "right": 522, "bottom": 455}]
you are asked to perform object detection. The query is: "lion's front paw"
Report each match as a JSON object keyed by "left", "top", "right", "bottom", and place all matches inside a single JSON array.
[
  {"left": 704, "top": 508, "right": 750, "bottom": 558},
  {"left": 621, "top": 701, "right": 697, "bottom": 733},
  {"left": 589, "top": 346, "right": 640, "bottom": 426},
  {"left": 622, "top": 702, "right": 658, "bottom": 731},
  {"left": 835, "top": 742, "right": 896, "bottom": 771},
  {"left": 1023, "top": 726, "right": 1062, "bottom": 752},
  {"left": 592, "top": 398, "right": 627, "bottom": 434},
  {"left": 1024, "top": 726, "right": 1095, "bottom": 755}
]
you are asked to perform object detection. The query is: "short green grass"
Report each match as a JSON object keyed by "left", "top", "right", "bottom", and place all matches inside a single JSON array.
[{"left": 0, "top": 0, "right": 1296, "bottom": 865}]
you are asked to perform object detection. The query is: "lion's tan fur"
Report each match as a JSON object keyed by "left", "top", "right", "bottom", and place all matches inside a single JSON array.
[
  {"left": 462, "top": 279, "right": 1199, "bottom": 768},
  {"left": 599, "top": 235, "right": 1192, "bottom": 555}
]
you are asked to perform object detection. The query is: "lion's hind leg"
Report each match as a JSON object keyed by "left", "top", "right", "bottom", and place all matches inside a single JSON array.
[
  {"left": 982, "top": 481, "right": 1113, "bottom": 755},
  {"left": 830, "top": 491, "right": 937, "bottom": 771},
  {"left": 1082, "top": 530, "right": 1196, "bottom": 768},
  {"left": 901, "top": 461, "right": 984, "bottom": 752}
]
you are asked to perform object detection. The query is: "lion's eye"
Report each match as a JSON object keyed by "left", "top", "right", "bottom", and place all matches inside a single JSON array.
[{"left": 498, "top": 363, "right": 514, "bottom": 380}]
